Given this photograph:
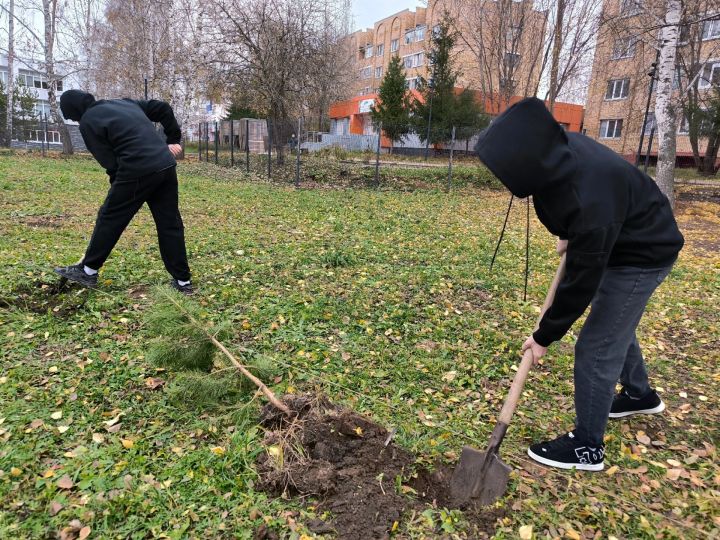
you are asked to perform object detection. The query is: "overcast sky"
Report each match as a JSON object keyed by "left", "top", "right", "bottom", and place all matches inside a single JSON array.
[{"left": 353, "top": 0, "right": 423, "bottom": 31}]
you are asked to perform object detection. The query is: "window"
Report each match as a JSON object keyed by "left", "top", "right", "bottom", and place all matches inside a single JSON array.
[
  {"left": 390, "top": 39, "right": 399, "bottom": 52},
  {"left": 642, "top": 112, "right": 656, "bottom": 135},
  {"left": 703, "top": 18, "right": 720, "bottom": 40},
  {"left": 432, "top": 24, "right": 441, "bottom": 38},
  {"left": 504, "top": 52, "right": 521, "bottom": 69},
  {"left": 605, "top": 78, "right": 630, "bottom": 99},
  {"left": 360, "top": 66, "right": 372, "bottom": 79},
  {"left": 376, "top": 43, "right": 384, "bottom": 56},
  {"left": 403, "top": 52, "right": 425, "bottom": 69},
  {"left": 0, "top": 70, "right": 7, "bottom": 86},
  {"left": 620, "top": 0, "right": 641, "bottom": 15},
  {"left": 26, "top": 130, "right": 60, "bottom": 143},
  {"left": 679, "top": 24, "right": 690, "bottom": 45},
  {"left": 415, "top": 25, "right": 426, "bottom": 41},
  {"left": 405, "top": 29, "right": 415, "bottom": 44},
  {"left": 507, "top": 26, "right": 522, "bottom": 43},
  {"left": 599, "top": 119, "right": 623, "bottom": 138},
  {"left": 375, "top": 66, "right": 383, "bottom": 78},
  {"left": 611, "top": 37, "right": 636, "bottom": 59},
  {"left": 365, "top": 45, "right": 374, "bottom": 59},
  {"left": 699, "top": 61, "right": 720, "bottom": 89},
  {"left": 405, "top": 77, "right": 422, "bottom": 90},
  {"left": 34, "top": 100, "right": 53, "bottom": 117},
  {"left": 672, "top": 67, "right": 683, "bottom": 90}
]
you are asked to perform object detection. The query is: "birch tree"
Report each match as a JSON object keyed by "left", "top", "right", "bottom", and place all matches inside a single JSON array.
[
  {"left": 653, "top": 0, "right": 682, "bottom": 206},
  {"left": 4, "top": 0, "right": 14, "bottom": 147}
]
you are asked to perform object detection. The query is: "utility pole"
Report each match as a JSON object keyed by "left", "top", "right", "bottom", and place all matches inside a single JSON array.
[
  {"left": 636, "top": 51, "right": 660, "bottom": 167},
  {"left": 424, "top": 67, "right": 436, "bottom": 162}
]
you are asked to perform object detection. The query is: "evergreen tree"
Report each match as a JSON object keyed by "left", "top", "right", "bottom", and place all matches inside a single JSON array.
[
  {"left": 370, "top": 55, "right": 412, "bottom": 153},
  {"left": 0, "top": 81, "right": 38, "bottom": 144},
  {"left": 412, "top": 12, "right": 487, "bottom": 152}
]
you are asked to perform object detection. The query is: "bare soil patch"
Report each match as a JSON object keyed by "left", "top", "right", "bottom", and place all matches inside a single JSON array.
[{"left": 256, "top": 395, "right": 502, "bottom": 539}]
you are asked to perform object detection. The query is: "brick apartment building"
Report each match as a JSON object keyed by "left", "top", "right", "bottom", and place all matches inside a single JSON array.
[
  {"left": 344, "top": 0, "right": 546, "bottom": 98},
  {"left": 331, "top": 0, "right": 585, "bottom": 150},
  {"left": 584, "top": 0, "right": 720, "bottom": 165}
]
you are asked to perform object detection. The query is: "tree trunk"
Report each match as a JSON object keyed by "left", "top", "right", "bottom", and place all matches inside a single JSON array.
[
  {"left": 701, "top": 135, "right": 720, "bottom": 176},
  {"left": 654, "top": 0, "right": 681, "bottom": 208},
  {"left": 548, "top": 0, "right": 565, "bottom": 113},
  {"left": 43, "top": 0, "right": 73, "bottom": 154},
  {"left": 5, "top": 0, "right": 14, "bottom": 147}
]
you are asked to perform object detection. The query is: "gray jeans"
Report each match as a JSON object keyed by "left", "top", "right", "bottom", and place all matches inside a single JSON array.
[{"left": 574, "top": 264, "right": 673, "bottom": 445}]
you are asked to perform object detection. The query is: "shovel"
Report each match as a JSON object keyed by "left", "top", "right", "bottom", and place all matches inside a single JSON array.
[{"left": 450, "top": 254, "right": 567, "bottom": 507}]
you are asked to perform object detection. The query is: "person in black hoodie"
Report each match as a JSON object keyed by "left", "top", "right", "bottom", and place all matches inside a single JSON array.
[
  {"left": 476, "top": 97, "right": 684, "bottom": 471},
  {"left": 55, "top": 90, "right": 193, "bottom": 294}
]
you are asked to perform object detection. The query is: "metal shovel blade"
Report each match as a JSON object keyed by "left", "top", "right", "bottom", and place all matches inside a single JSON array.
[{"left": 449, "top": 445, "right": 512, "bottom": 507}]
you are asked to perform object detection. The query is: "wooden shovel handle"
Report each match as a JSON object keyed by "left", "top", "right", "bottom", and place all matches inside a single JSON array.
[{"left": 498, "top": 254, "right": 566, "bottom": 425}]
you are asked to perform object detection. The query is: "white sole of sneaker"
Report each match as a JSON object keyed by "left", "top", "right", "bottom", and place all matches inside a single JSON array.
[
  {"left": 608, "top": 400, "right": 665, "bottom": 419},
  {"left": 527, "top": 449, "right": 604, "bottom": 471}
]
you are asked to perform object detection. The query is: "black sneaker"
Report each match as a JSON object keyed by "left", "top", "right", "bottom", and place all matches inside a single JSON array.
[
  {"left": 170, "top": 279, "right": 194, "bottom": 296},
  {"left": 527, "top": 431, "right": 605, "bottom": 471},
  {"left": 54, "top": 264, "right": 98, "bottom": 288},
  {"left": 609, "top": 388, "right": 665, "bottom": 419}
]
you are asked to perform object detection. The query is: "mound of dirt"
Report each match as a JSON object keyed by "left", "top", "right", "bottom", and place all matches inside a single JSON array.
[{"left": 256, "top": 395, "right": 502, "bottom": 539}]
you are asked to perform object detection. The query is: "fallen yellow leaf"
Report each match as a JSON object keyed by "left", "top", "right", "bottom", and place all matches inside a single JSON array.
[
  {"left": 519, "top": 524, "right": 533, "bottom": 539},
  {"left": 210, "top": 446, "right": 226, "bottom": 455},
  {"left": 50, "top": 411, "right": 63, "bottom": 420},
  {"left": 121, "top": 439, "right": 134, "bottom": 449}
]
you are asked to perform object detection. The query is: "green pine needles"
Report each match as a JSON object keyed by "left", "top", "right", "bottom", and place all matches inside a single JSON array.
[{"left": 146, "top": 287, "right": 278, "bottom": 409}]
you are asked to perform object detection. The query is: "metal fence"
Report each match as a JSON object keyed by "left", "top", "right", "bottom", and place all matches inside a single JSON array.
[{"left": 188, "top": 118, "right": 489, "bottom": 190}]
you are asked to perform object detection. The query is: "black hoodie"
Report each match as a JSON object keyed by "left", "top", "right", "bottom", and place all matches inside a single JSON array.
[
  {"left": 476, "top": 97, "right": 684, "bottom": 347},
  {"left": 60, "top": 90, "right": 181, "bottom": 180}
]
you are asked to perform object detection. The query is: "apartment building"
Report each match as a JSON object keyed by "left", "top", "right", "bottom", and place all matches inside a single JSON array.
[
  {"left": 0, "top": 55, "right": 85, "bottom": 149},
  {"left": 344, "top": 0, "right": 546, "bottom": 99},
  {"left": 584, "top": 0, "right": 720, "bottom": 164}
]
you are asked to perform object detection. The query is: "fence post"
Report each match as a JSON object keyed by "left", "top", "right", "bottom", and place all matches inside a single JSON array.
[
  {"left": 214, "top": 121, "right": 219, "bottom": 165},
  {"left": 295, "top": 117, "right": 301, "bottom": 188},
  {"left": 198, "top": 123, "right": 202, "bottom": 161},
  {"left": 40, "top": 114, "right": 46, "bottom": 156},
  {"left": 205, "top": 122, "right": 209, "bottom": 163},
  {"left": 267, "top": 119, "right": 272, "bottom": 179},
  {"left": 230, "top": 120, "right": 234, "bottom": 167},
  {"left": 447, "top": 126, "right": 456, "bottom": 192},
  {"left": 245, "top": 119, "right": 250, "bottom": 173},
  {"left": 374, "top": 121, "right": 382, "bottom": 187},
  {"left": 44, "top": 113, "right": 50, "bottom": 156}
]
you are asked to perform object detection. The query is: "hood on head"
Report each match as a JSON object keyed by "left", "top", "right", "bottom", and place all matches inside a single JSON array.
[
  {"left": 60, "top": 90, "right": 96, "bottom": 122},
  {"left": 475, "top": 97, "right": 575, "bottom": 198}
]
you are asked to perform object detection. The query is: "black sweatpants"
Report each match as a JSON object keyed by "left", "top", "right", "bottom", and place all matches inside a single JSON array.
[{"left": 82, "top": 166, "right": 191, "bottom": 281}]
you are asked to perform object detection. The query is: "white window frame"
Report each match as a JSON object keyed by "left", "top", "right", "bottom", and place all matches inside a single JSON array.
[
  {"left": 677, "top": 114, "right": 690, "bottom": 135},
  {"left": 390, "top": 39, "right": 399, "bottom": 52},
  {"left": 365, "top": 45, "right": 374, "bottom": 59},
  {"left": 611, "top": 37, "right": 636, "bottom": 60},
  {"left": 405, "top": 29, "right": 415, "bottom": 44},
  {"left": 703, "top": 18, "right": 720, "bottom": 40},
  {"left": 599, "top": 119, "right": 623, "bottom": 139},
  {"left": 360, "top": 66, "right": 373, "bottom": 79},
  {"left": 405, "top": 77, "right": 422, "bottom": 90},
  {"left": 699, "top": 60, "right": 720, "bottom": 89},
  {"left": 402, "top": 52, "right": 425, "bottom": 69},
  {"left": 0, "top": 70, "right": 8, "bottom": 86},
  {"left": 27, "top": 129, "right": 61, "bottom": 143},
  {"left": 376, "top": 43, "right": 384, "bottom": 56},
  {"left": 415, "top": 25, "right": 426, "bottom": 41},
  {"left": 375, "top": 66, "right": 383, "bottom": 79},
  {"left": 605, "top": 78, "right": 630, "bottom": 100}
]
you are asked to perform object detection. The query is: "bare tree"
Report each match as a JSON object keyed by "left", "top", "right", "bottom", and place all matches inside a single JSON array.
[{"left": 205, "top": 0, "right": 352, "bottom": 161}]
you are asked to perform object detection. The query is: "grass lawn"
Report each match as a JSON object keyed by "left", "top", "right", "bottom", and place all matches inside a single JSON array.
[{"left": 0, "top": 152, "right": 718, "bottom": 539}]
